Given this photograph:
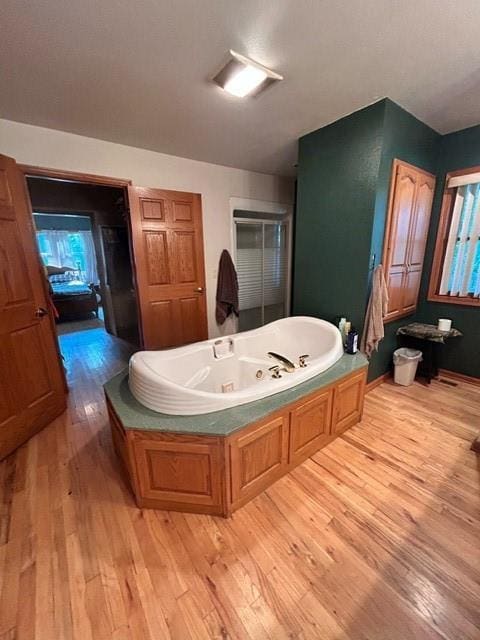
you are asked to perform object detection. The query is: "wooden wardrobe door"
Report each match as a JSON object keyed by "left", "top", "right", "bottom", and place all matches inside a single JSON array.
[
  {"left": 128, "top": 187, "right": 208, "bottom": 349},
  {"left": 383, "top": 160, "right": 435, "bottom": 322},
  {"left": 383, "top": 162, "right": 418, "bottom": 319},
  {"left": 0, "top": 154, "right": 66, "bottom": 460},
  {"left": 403, "top": 174, "right": 435, "bottom": 312}
]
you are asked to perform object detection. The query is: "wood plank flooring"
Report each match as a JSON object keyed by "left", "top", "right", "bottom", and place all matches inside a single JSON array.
[{"left": 1, "top": 328, "right": 479, "bottom": 639}]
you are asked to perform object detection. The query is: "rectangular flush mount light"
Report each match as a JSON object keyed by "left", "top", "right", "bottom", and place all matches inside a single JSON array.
[{"left": 213, "top": 50, "right": 283, "bottom": 98}]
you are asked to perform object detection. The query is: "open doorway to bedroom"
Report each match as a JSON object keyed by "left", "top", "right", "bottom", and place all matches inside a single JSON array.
[{"left": 26, "top": 175, "right": 140, "bottom": 377}]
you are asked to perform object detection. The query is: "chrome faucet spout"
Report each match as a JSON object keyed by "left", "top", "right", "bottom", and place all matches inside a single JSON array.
[{"left": 267, "top": 351, "right": 296, "bottom": 373}]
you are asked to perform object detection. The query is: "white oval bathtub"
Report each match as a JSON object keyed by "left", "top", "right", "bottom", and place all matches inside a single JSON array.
[{"left": 129, "top": 316, "right": 344, "bottom": 415}]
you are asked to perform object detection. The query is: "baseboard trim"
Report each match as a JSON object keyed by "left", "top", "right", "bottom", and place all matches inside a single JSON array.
[
  {"left": 366, "top": 372, "right": 392, "bottom": 393},
  {"left": 438, "top": 369, "right": 480, "bottom": 387}
]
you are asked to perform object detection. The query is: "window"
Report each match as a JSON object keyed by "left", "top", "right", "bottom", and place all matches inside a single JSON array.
[
  {"left": 429, "top": 166, "right": 480, "bottom": 306},
  {"left": 35, "top": 224, "right": 99, "bottom": 284}
]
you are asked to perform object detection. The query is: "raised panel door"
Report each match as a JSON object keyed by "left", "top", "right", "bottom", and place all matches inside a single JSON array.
[
  {"left": 402, "top": 269, "right": 422, "bottom": 312},
  {"left": 388, "top": 166, "right": 417, "bottom": 270},
  {"left": 403, "top": 174, "right": 435, "bottom": 313},
  {"left": 408, "top": 176, "right": 435, "bottom": 268},
  {"left": 129, "top": 186, "right": 207, "bottom": 349},
  {"left": 383, "top": 160, "right": 435, "bottom": 322},
  {"left": 386, "top": 270, "right": 406, "bottom": 317},
  {"left": 0, "top": 154, "right": 66, "bottom": 460}
]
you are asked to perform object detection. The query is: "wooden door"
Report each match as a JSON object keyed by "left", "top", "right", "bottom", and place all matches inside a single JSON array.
[
  {"left": 128, "top": 187, "right": 208, "bottom": 349},
  {"left": 383, "top": 161, "right": 418, "bottom": 319},
  {"left": 383, "top": 160, "right": 435, "bottom": 322},
  {"left": 331, "top": 371, "right": 366, "bottom": 436},
  {"left": 0, "top": 154, "right": 66, "bottom": 460},
  {"left": 289, "top": 388, "right": 332, "bottom": 465},
  {"left": 403, "top": 173, "right": 435, "bottom": 312}
]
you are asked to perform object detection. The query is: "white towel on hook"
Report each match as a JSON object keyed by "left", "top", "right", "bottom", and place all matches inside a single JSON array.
[{"left": 360, "top": 264, "right": 389, "bottom": 358}]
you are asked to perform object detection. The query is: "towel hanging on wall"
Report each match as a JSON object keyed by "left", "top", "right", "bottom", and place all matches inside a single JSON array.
[
  {"left": 215, "top": 249, "right": 239, "bottom": 325},
  {"left": 360, "top": 264, "right": 389, "bottom": 358}
]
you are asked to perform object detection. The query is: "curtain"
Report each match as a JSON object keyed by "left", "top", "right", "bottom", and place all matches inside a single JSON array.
[
  {"left": 38, "top": 230, "right": 75, "bottom": 269},
  {"left": 77, "top": 230, "right": 99, "bottom": 284},
  {"left": 440, "top": 183, "right": 480, "bottom": 297},
  {"left": 36, "top": 229, "right": 99, "bottom": 284}
]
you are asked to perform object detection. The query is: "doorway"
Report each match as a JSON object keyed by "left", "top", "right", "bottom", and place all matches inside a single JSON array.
[{"left": 26, "top": 175, "right": 140, "bottom": 377}]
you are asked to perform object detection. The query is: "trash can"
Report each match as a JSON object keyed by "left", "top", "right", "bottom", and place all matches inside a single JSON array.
[{"left": 393, "top": 348, "right": 422, "bottom": 386}]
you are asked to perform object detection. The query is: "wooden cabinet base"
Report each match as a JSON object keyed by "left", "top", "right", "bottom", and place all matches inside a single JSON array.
[{"left": 107, "top": 367, "right": 367, "bottom": 516}]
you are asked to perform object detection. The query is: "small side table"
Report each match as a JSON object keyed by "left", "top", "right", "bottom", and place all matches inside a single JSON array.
[{"left": 396, "top": 322, "right": 463, "bottom": 383}]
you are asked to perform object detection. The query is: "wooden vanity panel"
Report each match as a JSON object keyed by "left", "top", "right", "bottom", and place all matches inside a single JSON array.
[
  {"left": 289, "top": 388, "right": 333, "bottom": 466},
  {"left": 107, "top": 398, "right": 137, "bottom": 489},
  {"left": 229, "top": 412, "right": 289, "bottom": 509},
  {"left": 331, "top": 370, "right": 366, "bottom": 435},
  {"left": 130, "top": 431, "right": 226, "bottom": 515},
  {"left": 108, "top": 366, "right": 367, "bottom": 517}
]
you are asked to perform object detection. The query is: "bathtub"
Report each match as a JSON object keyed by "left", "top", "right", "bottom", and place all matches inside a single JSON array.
[{"left": 129, "top": 316, "right": 344, "bottom": 415}]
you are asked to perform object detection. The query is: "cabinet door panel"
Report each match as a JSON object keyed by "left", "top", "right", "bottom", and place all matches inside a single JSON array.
[
  {"left": 289, "top": 389, "right": 332, "bottom": 465},
  {"left": 403, "top": 269, "right": 422, "bottom": 312},
  {"left": 388, "top": 167, "right": 417, "bottom": 269},
  {"left": 229, "top": 414, "right": 288, "bottom": 506},
  {"left": 386, "top": 270, "right": 405, "bottom": 316},
  {"left": 409, "top": 176, "right": 435, "bottom": 268},
  {"left": 331, "top": 371, "right": 366, "bottom": 436},
  {"left": 133, "top": 435, "right": 224, "bottom": 510},
  {"left": 383, "top": 160, "right": 435, "bottom": 322}
]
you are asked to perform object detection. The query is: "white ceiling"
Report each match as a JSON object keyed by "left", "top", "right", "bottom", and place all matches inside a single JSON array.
[{"left": 2, "top": 1, "right": 480, "bottom": 177}]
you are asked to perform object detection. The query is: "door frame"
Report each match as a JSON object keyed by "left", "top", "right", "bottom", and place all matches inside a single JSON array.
[
  {"left": 19, "top": 164, "right": 141, "bottom": 380},
  {"left": 20, "top": 164, "right": 132, "bottom": 188}
]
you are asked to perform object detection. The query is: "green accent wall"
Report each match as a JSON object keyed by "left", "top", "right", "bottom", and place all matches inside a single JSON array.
[
  {"left": 294, "top": 99, "right": 480, "bottom": 382},
  {"left": 293, "top": 100, "right": 385, "bottom": 335},
  {"left": 367, "top": 100, "right": 439, "bottom": 381},
  {"left": 417, "top": 124, "right": 480, "bottom": 378}
]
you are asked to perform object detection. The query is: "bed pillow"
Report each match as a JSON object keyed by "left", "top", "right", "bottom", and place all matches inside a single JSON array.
[{"left": 45, "top": 265, "right": 75, "bottom": 276}]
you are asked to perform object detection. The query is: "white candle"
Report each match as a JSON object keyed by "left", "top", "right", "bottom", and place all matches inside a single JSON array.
[{"left": 438, "top": 318, "right": 452, "bottom": 332}]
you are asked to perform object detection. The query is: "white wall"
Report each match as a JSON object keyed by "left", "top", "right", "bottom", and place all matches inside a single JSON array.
[{"left": 0, "top": 119, "right": 294, "bottom": 337}]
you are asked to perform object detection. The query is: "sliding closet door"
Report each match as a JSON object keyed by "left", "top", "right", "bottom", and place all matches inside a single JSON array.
[
  {"left": 236, "top": 220, "right": 289, "bottom": 331},
  {"left": 128, "top": 186, "right": 208, "bottom": 349},
  {"left": 0, "top": 153, "right": 67, "bottom": 460}
]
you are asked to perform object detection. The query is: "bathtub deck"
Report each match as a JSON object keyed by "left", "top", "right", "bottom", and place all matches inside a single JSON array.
[
  {"left": 104, "top": 352, "right": 368, "bottom": 435},
  {"left": 0, "top": 327, "right": 479, "bottom": 639}
]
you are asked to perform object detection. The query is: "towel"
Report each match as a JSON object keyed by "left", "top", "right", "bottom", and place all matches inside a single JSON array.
[
  {"left": 215, "top": 249, "right": 239, "bottom": 325},
  {"left": 360, "top": 264, "right": 389, "bottom": 358}
]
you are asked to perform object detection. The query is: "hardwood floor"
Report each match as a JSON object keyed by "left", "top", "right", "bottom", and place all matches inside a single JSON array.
[{"left": 1, "top": 331, "right": 479, "bottom": 639}]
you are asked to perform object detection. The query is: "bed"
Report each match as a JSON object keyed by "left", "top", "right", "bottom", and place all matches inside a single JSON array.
[{"left": 48, "top": 268, "right": 100, "bottom": 321}]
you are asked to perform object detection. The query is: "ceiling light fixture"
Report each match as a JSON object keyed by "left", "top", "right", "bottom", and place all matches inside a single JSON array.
[{"left": 213, "top": 50, "right": 283, "bottom": 98}]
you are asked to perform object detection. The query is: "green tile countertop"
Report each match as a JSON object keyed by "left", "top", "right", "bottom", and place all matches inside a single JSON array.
[{"left": 104, "top": 352, "right": 368, "bottom": 437}]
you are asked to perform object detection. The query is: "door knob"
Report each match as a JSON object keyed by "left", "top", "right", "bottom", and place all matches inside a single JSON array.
[
  {"left": 195, "top": 287, "right": 204, "bottom": 293},
  {"left": 35, "top": 307, "right": 48, "bottom": 318}
]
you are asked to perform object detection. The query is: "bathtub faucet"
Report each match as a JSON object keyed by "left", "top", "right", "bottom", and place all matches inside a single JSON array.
[{"left": 267, "top": 351, "right": 296, "bottom": 373}]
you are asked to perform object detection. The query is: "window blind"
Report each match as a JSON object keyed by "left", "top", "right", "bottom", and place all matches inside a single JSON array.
[
  {"left": 235, "top": 221, "right": 288, "bottom": 316},
  {"left": 440, "top": 183, "right": 480, "bottom": 297}
]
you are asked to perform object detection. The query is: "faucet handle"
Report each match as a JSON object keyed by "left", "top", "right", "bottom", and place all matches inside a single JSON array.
[
  {"left": 298, "top": 354, "right": 310, "bottom": 368},
  {"left": 269, "top": 365, "right": 282, "bottom": 379}
]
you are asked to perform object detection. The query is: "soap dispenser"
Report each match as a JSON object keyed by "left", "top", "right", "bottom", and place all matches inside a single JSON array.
[{"left": 346, "top": 326, "right": 358, "bottom": 354}]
